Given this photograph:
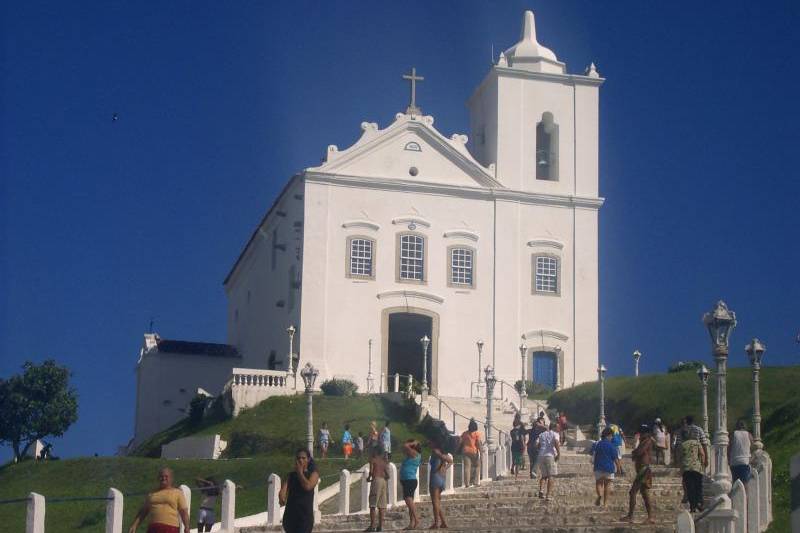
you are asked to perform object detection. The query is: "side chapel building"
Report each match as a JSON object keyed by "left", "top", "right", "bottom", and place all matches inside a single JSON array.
[{"left": 131, "top": 11, "right": 604, "bottom": 447}]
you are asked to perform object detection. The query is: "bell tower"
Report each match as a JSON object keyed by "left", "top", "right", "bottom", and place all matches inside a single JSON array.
[{"left": 467, "top": 11, "right": 603, "bottom": 196}]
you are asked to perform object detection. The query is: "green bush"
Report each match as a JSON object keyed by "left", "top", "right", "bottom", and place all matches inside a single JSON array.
[
  {"left": 225, "top": 430, "right": 271, "bottom": 457},
  {"left": 320, "top": 379, "right": 358, "bottom": 397},
  {"left": 667, "top": 360, "right": 704, "bottom": 373},
  {"left": 188, "top": 395, "right": 210, "bottom": 426},
  {"left": 513, "top": 379, "right": 553, "bottom": 398}
]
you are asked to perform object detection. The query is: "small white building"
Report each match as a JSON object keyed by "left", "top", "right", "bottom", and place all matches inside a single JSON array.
[{"left": 131, "top": 11, "right": 605, "bottom": 447}]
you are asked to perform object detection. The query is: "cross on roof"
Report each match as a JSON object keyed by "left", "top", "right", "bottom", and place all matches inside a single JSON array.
[{"left": 402, "top": 67, "right": 424, "bottom": 116}]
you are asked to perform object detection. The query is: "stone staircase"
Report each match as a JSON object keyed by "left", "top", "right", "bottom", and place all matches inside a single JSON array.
[
  {"left": 242, "top": 450, "right": 685, "bottom": 532},
  {"left": 421, "top": 395, "right": 550, "bottom": 436}
]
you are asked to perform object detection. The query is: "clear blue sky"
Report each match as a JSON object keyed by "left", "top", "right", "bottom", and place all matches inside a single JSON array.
[{"left": 2, "top": 1, "right": 798, "bottom": 459}]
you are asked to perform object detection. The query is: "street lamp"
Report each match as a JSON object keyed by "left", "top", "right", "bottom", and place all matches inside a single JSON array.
[
  {"left": 597, "top": 364, "right": 607, "bottom": 438},
  {"left": 484, "top": 365, "right": 497, "bottom": 451},
  {"left": 697, "top": 365, "right": 710, "bottom": 436},
  {"left": 703, "top": 300, "right": 737, "bottom": 495},
  {"left": 300, "top": 362, "right": 319, "bottom": 455},
  {"left": 633, "top": 350, "right": 642, "bottom": 377},
  {"left": 476, "top": 340, "right": 485, "bottom": 398},
  {"left": 287, "top": 325, "right": 297, "bottom": 389},
  {"left": 420, "top": 335, "right": 430, "bottom": 396},
  {"left": 366, "top": 339, "right": 375, "bottom": 393},
  {"left": 518, "top": 343, "right": 528, "bottom": 407},
  {"left": 744, "top": 338, "right": 766, "bottom": 453}
]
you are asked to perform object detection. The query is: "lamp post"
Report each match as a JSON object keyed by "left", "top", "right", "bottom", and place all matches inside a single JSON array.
[
  {"left": 366, "top": 339, "right": 375, "bottom": 393},
  {"left": 300, "top": 362, "right": 319, "bottom": 455},
  {"left": 518, "top": 343, "right": 528, "bottom": 409},
  {"left": 703, "top": 300, "right": 737, "bottom": 495},
  {"left": 476, "top": 340, "right": 484, "bottom": 398},
  {"left": 420, "top": 335, "right": 430, "bottom": 396},
  {"left": 744, "top": 338, "right": 766, "bottom": 453},
  {"left": 287, "top": 325, "right": 297, "bottom": 389},
  {"left": 697, "top": 365, "right": 710, "bottom": 436},
  {"left": 484, "top": 365, "right": 497, "bottom": 451},
  {"left": 597, "top": 364, "right": 607, "bottom": 438},
  {"left": 633, "top": 349, "right": 642, "bottom": 377}
]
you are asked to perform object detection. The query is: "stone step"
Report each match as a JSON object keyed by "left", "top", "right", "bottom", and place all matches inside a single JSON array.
[{"left": 247, "top": 524, "right": 675, "bottom": 533}]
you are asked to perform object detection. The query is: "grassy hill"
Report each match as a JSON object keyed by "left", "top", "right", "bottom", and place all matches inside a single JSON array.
[
  {"left": 0, "top": 394, "right": 431, "bottom": 533},
  {"left": 548, "top": 365, "right": 800, "bottom": 532}
]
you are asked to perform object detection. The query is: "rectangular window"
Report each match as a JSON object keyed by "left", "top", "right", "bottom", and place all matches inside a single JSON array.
[
  {"left": 399, "top": 234, "right": 425, "bottom": 281},
  {"left": 450, "top": 248, "right": 473, "bottom": 286},
  {"left": 349, "top": 238, "right": 373, "bottom": 278},
  {"left": 535, "top": 256, "right": 559, "bottom": 293}
]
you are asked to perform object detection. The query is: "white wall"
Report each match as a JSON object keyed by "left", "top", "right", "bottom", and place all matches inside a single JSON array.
[{"left": 224, "top": 176, "right": 305, "bottom": 370}]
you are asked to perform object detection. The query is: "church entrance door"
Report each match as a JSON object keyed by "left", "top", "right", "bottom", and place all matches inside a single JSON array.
[
  {"left": 532, "top": 351, "right": 557, "bottom": 390},
  {"left": 387, "top": 312, "right": 433, "bottom": 392}
]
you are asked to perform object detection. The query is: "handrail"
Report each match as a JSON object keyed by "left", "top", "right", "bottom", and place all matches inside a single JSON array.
[{"left": 693, "top": 488, "right": 727, "bottom": 523}]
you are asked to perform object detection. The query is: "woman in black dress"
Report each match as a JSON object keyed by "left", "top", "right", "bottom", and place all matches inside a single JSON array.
[{"left": 279, "top": 448, "right": 319, "bottom": 533}]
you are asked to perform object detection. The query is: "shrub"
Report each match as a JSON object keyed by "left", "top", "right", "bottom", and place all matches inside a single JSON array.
[
  {"left": 320, "top": 379, "right": 358, "bottom": 397},
  {"left": 225, "top": 430, "right": 271, "bottom": 457},
  {"left": 667, "top": 360, "right": 704, "bottom": 373},
  {"left": 188, "top": 394, "right": 211, "bottom": 426},
  {"left": 514, "top": 379, "right": 553, "bottom": 398}
]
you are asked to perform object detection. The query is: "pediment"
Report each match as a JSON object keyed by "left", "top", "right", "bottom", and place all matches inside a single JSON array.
[{"left": 308, "top": 113, "right": 501, "bottom": 189}]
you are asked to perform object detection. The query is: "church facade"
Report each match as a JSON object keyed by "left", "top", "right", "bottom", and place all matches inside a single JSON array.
[{"left": 131, "top": 11, "right": 604, "bottom": 447}]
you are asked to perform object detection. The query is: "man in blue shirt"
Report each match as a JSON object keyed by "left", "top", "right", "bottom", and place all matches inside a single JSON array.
[{"left": 593, "top": 427, "right": 622, "bottom": 507}]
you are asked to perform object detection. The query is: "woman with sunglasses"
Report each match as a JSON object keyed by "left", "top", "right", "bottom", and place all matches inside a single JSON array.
[{"left": 279, "top": 448, "right": 320, "bottom": 533}]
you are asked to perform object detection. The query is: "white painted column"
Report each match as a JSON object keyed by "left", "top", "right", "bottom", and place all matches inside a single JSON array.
[
  {"left": 413, "top": 462, "right": 421, "bottom": 502},
  {"left": 105, "top": 488, "right": 123, "bottom": 533},
  {"left": 338, "top": 470, "right": 351, "bottom": 515},
  {"left": 746, "top": 469, "right": 760, "bottom": 533},
  {"left": 178, "top": 485, "right": 191, "bottom": 533},
  {"left": 26, "top": 492, "right": 45, "bottom": 533},
  {"left": 730, "top": 480, "right": 746, "bottom": 533},
  {"left": 480, "top": 442, "right": 489, "bottom": 483},
  {"left": 313, "top": 483, "right": 321, "bottom": 524},
  {"left": 267, "top": 473, "right": 281, "bottom": 526},
  {"left": 387, "top": 463, "right": 398, "bottom": 507},
  {"left": 759, "top": 464, "right": 770, "bottom": 531},
  {"left": 394, "top": 373, "right": 400, "bottom": 392},
  {"left": 676, "top": 510, "right": 695, "bottom": 533},
  {"left": 444, "top": 454, "right": 454, "bottom": 494},
  {"left": 360, "top": 466, "right": 371, "bottom": 512},
  {"left": 221, "top": 480, "right": 236, "bottom": 531}
]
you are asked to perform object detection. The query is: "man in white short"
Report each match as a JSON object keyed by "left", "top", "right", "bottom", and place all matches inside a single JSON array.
[{"left": 534, "top": 421, "right": 561, "bottom": 501}]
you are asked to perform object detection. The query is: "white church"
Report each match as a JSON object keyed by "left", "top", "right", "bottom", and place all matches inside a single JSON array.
[{"left": 131, "top": 11, "right": 604, "bottom": 448}]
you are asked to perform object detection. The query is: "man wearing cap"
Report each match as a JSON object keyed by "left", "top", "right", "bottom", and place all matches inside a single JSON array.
[
  {"left": 620, "top": 424, "right": 655, "bottom": 525},
  {"left": 652, "top": 418, "right": 668, "bottom": 465}
]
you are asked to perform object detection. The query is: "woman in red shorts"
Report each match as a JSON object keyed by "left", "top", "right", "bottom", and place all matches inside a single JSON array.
[{"left": 129, "top": 467, "right": 191, "bottom": 533}]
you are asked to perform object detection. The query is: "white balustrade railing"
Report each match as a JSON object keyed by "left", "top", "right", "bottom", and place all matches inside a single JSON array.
[
  {"left": 224, "top": 368, "right": 294, "bottom": 416},
  {"left": 678, "top": 451, "right": 773, "bottom": 533}
]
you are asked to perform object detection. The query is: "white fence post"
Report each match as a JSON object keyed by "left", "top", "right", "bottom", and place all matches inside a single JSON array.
[
  {"left": 676, "top": 510, "right": 695, "bottom": 532},
  {"left": 444, "top": 454, "right": 454, "bottom": 494},
  {"left": 746, "top": 469, "right": 760, "bottom": 533},
  {"left": 360, "top": 465, "right": 371, "bottom": 512},
  {"left": 105, "top": 488, "right": 123, "bottom": 533},
  {"left": 26, "top": 492, "right": 45, "bottom": 533},
  {"left": 414, "top": 462, "right": 421, "bottom": 502},
  {"left": 221, "top": 479, "right": 236, "bottom": 532},
  {"left": 759, "top": 465, "right": 769, "bottom": 531},
  {"left": 313, "top": 482, "right": 321, "bottom": 524},
  {"left": 480, "top": 442, "right": 489, "bottom": 483},
  {"left": 178, "top": 485, "right": 191, "bottom": 533},
  {"left": 730, "top": 480, "right": 746, "bottom": 533},
  {"left": 267, "top": 473, "right": 281, "bottom": 526},
  {"left": 388, "top": 463, "right": 398, "bottom": 507},
  {"left": 338, "top": 469, "right": 351, "bottom": 515},
  {"left": 394, "top": 373, "right": 400, "bottom": 392}
]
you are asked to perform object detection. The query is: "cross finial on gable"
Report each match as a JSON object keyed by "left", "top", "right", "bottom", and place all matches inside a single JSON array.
[{"left": 402, "top": 67, "right": 424, "bottom": 116}]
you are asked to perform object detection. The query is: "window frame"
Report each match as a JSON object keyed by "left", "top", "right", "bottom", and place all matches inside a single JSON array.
[
  {"left": 535, "top": 112, "right": 560, "bottom": 182},
  {"left": 532, "top": 253, "right": 561, "bottom": 296},
  {"left": 447, "top": 245, "right": 476, "bottom": 289},
  {"left": 395, "top": 232, "right": 427, "bottom": 284},
  {"left": 346, "top": 235, "right": 376, "bottom": 280}
]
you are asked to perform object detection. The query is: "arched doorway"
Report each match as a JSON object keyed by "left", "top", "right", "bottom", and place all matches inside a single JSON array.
[
  {"left": 381, "top": 307, "right": 439, "bottom": 393},
  {"left": 531, "top": 351, "right": 558, "bottom": 390}
]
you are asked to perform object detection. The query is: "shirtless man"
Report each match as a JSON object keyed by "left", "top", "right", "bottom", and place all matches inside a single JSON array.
[{"left": 365, "top": 448, "right": 389, "bottom": 532}]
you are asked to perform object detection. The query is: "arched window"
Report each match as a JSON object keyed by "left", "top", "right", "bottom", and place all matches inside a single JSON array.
[
  {"left": 397, "top": 233, "right": 426, "bottom": 283},
  {"left": 536, "top": 112, "right": 559, "bottom": 181},
  {"left": 346, "top": 236, "right": 375, "bottom": 279},
  {"left": 448, "top": 246, "right": 475, "bottom": 288}
]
